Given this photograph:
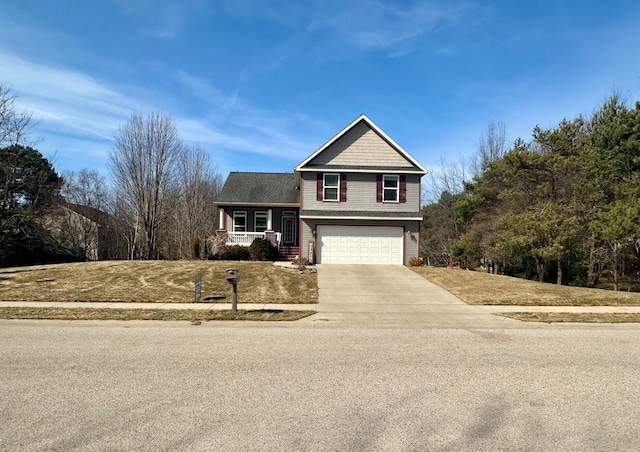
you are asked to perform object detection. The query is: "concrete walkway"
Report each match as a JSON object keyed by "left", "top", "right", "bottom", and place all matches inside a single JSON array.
[
  {"left": 2, "top": 264, "right": 639, "bottom": 329},
  {"left": 310, "top": 264, "right": 522, "bottom": 328}
]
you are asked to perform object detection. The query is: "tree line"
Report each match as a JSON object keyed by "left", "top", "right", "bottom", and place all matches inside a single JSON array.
[
  {"left": 422, "top": 95, "right": 640, "bottom": 291},
  {"left": 0, "top": 83, "right": 222, "bottom": 266}
]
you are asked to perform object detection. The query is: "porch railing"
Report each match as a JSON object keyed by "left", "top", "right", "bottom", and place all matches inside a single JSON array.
[{"left": 226, "top": 232, "right": 281, "bottom": 247}]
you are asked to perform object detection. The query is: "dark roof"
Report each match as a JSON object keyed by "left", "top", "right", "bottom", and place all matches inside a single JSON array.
[
  {"left": 62, "top": 201, "right": 116, "bottom": 227},
  {"left": 216, "top": 172, "right": 299, "bottom": 205},
  {"left": 300, "top": 210, "right": 421, "bottom": 218}
]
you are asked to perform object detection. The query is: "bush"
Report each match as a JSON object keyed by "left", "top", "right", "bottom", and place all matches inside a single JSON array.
[
  {"left": 249, "top": 238, "right": 277, "bottom": 261},
  {"left": 409, "top": 257, "right": 424, "bottom": 267},
  {"left": 210, "top": 246, "right": 250, "bottom": 261}
]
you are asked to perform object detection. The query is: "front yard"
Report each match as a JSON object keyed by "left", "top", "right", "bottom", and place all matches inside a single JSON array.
[
  {"left": 0, "top": 261, "right": 318, "bottom": 304},
  {"left": 411, "top": 266, "right": 640, "bottom": 306}
]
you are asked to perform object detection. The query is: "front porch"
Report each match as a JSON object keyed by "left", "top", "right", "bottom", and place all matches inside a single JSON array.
[
  {"left": 225, "top": 231, "right": 282, "bottom": 247},
  {"left": 218, "top": 230, "right": 300, "bottom": 260},
  {"left": 217, "top": 206, "right": 300, "bottom": 260}
]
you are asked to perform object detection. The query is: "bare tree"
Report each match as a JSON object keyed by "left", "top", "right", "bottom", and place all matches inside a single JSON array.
[
  {"left": 0, "top": 83, "right": 37, "bottom": 148},
  {"left": 421, "top": 155, "right": 469, "bottom": 205},
  {"left": 57, "top": 169, "right": 109, "bottom": 260},
  {"left": 109, "top": 113, "right": 182, "bottom": 259},
  {"left": 171, "top": 145, "right": 223, "bottom": 259},
  {"left": 472, "top": 120, "right": 507, "bottom": 176},
  {"left": 62, "top": 169, "right": 109, "bottom": 210},
  {"left": 111, "top": 192, "right": 138, "bottom": 260}
]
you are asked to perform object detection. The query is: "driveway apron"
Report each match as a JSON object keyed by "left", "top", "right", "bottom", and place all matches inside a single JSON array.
[{"left": 312, "top": 264, "right": 518, "bottom": 328}]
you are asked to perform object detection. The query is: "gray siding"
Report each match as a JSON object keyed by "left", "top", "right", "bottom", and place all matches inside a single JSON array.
[
  {"left": 300, "top": 219, "right": 314, "bottom": 261},
  {"left": 404, "top": 221, "right": 420, "bottom": 264},
  {"left": 309, "top": 121, "right": 414, "bottom": 168},
  {"left": 301, "top": 219, "right": 421, "bottom": 266},
  {"left": 301, "top": 172, "right": 421, "bottom": 213}
]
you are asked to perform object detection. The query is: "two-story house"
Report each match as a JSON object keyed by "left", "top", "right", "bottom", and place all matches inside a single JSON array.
[{"left": 215, "top": 114, "right": 427, "bottom": 265}]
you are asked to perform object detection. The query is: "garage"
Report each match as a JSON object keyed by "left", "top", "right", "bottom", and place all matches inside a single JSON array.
[{"left": 316, "top": 225, "right": 403, "bottom": 265}]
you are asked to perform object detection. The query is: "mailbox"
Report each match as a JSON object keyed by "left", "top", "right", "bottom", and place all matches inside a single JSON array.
[{"left": 225, "top": 268, "right": 240, "bottom": 284}]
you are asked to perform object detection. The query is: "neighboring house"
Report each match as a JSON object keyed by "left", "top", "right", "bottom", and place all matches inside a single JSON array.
[
  {"left": 215, "top": 114, "right": 428, "bottom": 265},
  {"left": 44, "top": 201, "right": 125, "bottom": 261}
]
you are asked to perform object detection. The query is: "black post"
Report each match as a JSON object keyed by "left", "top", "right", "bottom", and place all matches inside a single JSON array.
[{"left": 231, "top": 283, "right": 237, "bottom": 312}]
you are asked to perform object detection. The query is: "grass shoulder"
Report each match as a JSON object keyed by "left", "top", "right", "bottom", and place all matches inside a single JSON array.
[
  {"left": 0, "top": 306, "right": 314, "bottom": 321},
  {"left": 497, "top": 312, "right": 640, "bottom": 323}
]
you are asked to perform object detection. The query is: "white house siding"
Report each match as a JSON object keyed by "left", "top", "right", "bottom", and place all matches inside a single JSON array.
[
  {"left": 301, "top": 219, "right": 420, "bottom": 266},
  {"left": 301, "top": 172, "right": 421, "bottom": 212},
  {"left": 308, "top": 121, "right": 415, "bottom": 168}
]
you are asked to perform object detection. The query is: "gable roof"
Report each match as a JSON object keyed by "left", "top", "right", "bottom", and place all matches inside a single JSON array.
[
  {"left": 295, "top": 114, "right": 428, "bottom": 174},
  {"left": 215, "top": 172, "right": 299, "bottom": 206},
  {"left": 61, "top": 201, "right": 117, "bottom": 227}
]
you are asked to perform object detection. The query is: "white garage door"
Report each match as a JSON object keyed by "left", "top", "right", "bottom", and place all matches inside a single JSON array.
[{"left": 317, "top": 226, "right": 403, "bottom": 265}]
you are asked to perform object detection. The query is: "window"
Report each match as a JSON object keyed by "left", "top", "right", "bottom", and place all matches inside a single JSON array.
[
  {"left": 323, "top": 173, "right": 339, "bottom": 201},
  {"left": 383, "top": 175, "right": 399, "bottom": 202},
  {"left": 232, "top": 211, "right": 247, "bottom": 232},
  {"left": 254, "top": 211, "right": 268, "bottom": 232},
  {"left": 317, "top": 173, "right": 347, "bottom": 202}
]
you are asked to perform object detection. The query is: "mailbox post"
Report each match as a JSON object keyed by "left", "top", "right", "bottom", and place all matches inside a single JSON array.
[{"left": 225, "top": 268, "right": 240, "bottom": 311}]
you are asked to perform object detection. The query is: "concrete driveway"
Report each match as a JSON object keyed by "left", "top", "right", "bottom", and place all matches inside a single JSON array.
[{"left": 312, "top": 264, "right": 520, "bottom": 328}]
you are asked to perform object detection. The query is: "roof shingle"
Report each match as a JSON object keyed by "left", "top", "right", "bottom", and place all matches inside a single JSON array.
[{"left": 215, "top": 172, "right": 299, "bottom": 205}]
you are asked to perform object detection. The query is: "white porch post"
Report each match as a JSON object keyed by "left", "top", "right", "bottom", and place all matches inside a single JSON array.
[
  {"left": 219, "top": 208, "right": 225, "bottom": 230},
  {"left": 267, "top": 209, "right": 273, "bottom": 230}
]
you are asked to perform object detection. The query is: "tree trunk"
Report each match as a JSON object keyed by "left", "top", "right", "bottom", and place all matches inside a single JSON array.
[
  {"left": 535, "top": 257, "right": 544, "bottom": 282},
  {"left": 587, "top": 233, "right": 599, "bottom": 287},
  {"left": 612, "top": 243, "right": 619, "bottom": 291},
  {"left": 556, "top": 255, "right": 562, "bottom": 285}
]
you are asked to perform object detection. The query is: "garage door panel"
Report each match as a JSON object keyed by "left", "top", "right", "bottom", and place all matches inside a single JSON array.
[{"left": 318, "top": 226, "right": 403, "bottom": 265}]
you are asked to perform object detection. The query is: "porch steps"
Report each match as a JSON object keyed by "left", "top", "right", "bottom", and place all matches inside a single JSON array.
[{"left": 278, "top": 246, "right": 300, "bottom": 261}]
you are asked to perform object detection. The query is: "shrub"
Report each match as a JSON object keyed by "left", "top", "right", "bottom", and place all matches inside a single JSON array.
[
  {"left": 249, "top": 238, "right": 277, "bottom": 261},
  {"left": 211, "top": 246, "right": 250, "bottom": 261},
  {"left": 207, "top": 234, "right": 226, "bottom": 257},
  {"left": 409, "top": 257, "right": 424, "bottom": 267}
]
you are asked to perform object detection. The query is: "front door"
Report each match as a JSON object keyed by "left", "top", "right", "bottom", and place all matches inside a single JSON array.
[{"left": 282, "top": 217, "right": 296, "bottom": 246}]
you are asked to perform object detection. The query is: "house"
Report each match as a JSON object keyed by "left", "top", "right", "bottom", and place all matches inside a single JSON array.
[
  {"left": 43, "top": 201, "right": 126, "bottom": 261},
  {"left": 215, "top": 114, "right": 428, "bottom": 265}
]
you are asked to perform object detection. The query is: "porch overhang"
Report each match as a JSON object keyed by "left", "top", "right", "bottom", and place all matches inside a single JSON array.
[{"left": 214, "top": 203, "right": 300, "bottom": 208}]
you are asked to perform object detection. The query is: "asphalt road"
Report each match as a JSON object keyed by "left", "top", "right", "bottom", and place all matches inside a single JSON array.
[{"left": 1, "top": 322, "right": 639, "bottom": 451}]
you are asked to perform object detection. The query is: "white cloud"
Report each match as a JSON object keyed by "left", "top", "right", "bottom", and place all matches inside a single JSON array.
[
  {"left": 174, "top": 71, "right": 327, "bottom": 161},
  {"left": 114, "top": 0, "right": 212, "bottom": 38},
  {"left": 0, "top": 49, "right": 146, "bottom": 141},
  {"left": 309, "top": 0, "right": 474, "bottom": 52},
  {"left": 0, "top": 47, "right": 327, "bottom": 175}
]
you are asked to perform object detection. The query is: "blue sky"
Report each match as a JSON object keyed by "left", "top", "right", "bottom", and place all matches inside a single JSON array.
[{"left": 1, "top": 0, "right": 638, "bottom": 183}]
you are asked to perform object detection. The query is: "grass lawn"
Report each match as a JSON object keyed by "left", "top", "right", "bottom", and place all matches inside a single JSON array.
[
  {"left": 0, "top": 307, "right": 314, "bottom": 321},
  {"left": 0, "top": 261, "right": 317, "bottom": 304},
  {"left": 411, "top": 266, "right": 640, "bottom": 306},
  {"left": 498, "top": 312, "right": 640, "bottom": 323},
  {"left": 0, "top": 307, "right": 315, "bottom": 321}
]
